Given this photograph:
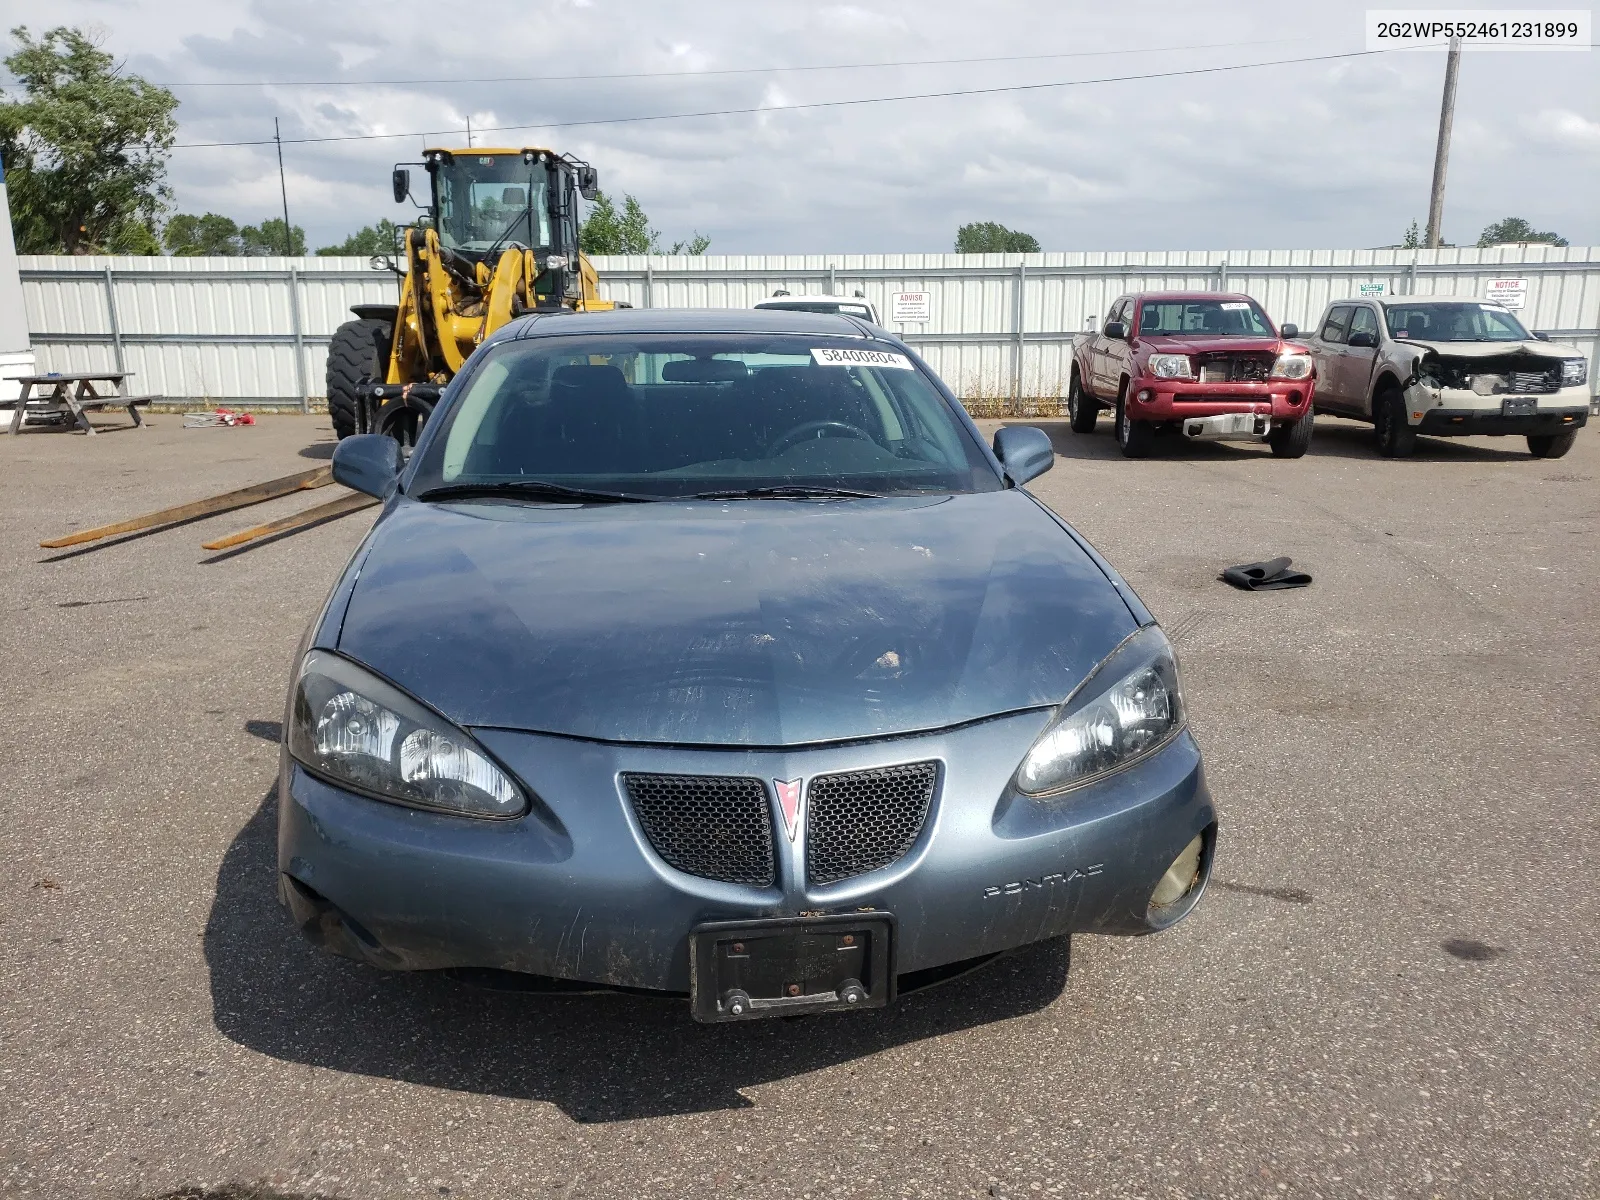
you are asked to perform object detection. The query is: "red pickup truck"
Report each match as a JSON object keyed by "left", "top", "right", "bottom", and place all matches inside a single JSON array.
[{"left": 1068, "top": 291, "right": 1317, "bottom": 458}]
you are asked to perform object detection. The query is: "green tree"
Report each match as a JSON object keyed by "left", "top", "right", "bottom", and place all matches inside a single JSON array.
[
  {"left": 1401, "top": 219, "right": 1422, "bottom": 250},
  {"left": 0, "top": 25, "right": 177, "bottom": 254},
  {"left": 579, "top": 190, "right": 709, "bottom": 255},
  {"left": 238, "top": 217, "right": 306, "bottom": 256},
  {"left": 164, "top": 212, "right": 244, "bottom": 255},
  {"left": 316, "top": 218, "right": 400, "bottom": 257},
  {"left": 1477, "top": 216, "right": 1568, "bottom": 248},
  {"left": 955, "top": 221, "right": 1041, "bottom": 254}
]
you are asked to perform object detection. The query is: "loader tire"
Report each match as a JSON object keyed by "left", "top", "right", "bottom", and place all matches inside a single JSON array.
[{"left": 326, "top": 318, "right": 392, "bottom": 440}]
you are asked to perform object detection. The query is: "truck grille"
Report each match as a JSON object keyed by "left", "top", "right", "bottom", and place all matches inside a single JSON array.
[
  {"left": 1509, "top": 368, "right": 1560, "bottom": 394},
  {"left": 1193, "top": 353, "right": 1275, "bottom": 384},
  {"left": 806, "top": 762, "right": 938, "bottom": 886},
  {"left": 622, "top": 773, "right": 775, "bottom": 886}
]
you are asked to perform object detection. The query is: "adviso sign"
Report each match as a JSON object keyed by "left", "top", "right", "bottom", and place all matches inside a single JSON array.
[
  {"left": 891, "top": 291, "right": 932, "bottom": 323},
  {"left": 1484, "top": 278, "right": 1529, "bottom": 310}
]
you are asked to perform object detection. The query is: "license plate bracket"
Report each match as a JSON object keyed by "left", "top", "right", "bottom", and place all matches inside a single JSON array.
[
  {"left": 689, "top": 913, "right": 895, "bottom": 1022},
  {"left": 1501, "top": 396, "right": 1537, "bottom": 417}
]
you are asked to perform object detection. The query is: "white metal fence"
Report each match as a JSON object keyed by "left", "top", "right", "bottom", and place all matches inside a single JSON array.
[{"left": 19, "top": 247, "right": 1599, "bottom": 410}]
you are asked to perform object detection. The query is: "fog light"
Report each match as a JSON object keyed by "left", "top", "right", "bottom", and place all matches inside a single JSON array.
[
  {"left": 1137, "top": 389, "right": 1152, "bottom": 402},
  {"left": 1149, "top": 834, "right": 1204, "bottom": 911}
]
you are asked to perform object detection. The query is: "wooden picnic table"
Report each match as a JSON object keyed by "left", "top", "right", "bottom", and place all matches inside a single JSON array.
[{"left": 7, "top": 371, "right": 154, "bottom": 436}]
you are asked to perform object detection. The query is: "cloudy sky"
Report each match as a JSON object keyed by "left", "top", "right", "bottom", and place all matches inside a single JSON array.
[{"left": 9, "top": 0, "right": 1598, "bottom": 252}]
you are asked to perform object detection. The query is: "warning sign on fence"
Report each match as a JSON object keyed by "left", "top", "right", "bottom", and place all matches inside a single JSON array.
[{"left": 891, "top": 291, "right": 932, "bottom": 323}]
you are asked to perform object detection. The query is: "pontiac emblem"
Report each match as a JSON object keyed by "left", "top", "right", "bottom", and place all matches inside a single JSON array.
[{"left": 774, "top": 778, "right": 803, "bottom": 841}]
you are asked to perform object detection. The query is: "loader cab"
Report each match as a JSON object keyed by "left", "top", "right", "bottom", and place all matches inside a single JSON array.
[{"left": 413, "top": 147, "right": 596, "bottom": 305}]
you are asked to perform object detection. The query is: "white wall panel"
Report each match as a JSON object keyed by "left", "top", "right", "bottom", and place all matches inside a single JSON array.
[{"left": 19, "top": 249, "right": 1598, "bottom": 407}]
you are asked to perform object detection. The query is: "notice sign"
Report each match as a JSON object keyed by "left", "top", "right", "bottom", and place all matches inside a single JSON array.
[
  {"left": 891, "top": 291, "right": 932, "bottom": 323},
  {"left": 1484, "top": 278, "right": 1529, "bottom": 309},
  {"left": 1358, "top": 282, "right": 1388, "bottom": 297}
]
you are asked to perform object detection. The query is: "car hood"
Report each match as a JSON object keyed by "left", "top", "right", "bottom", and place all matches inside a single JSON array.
[
  {"left": 1137, "top": 334, "right": 1286, "bottom": 356},
  {"left": 1393, "top": 338, "right": 1583, "bottom": 360},
  {"left": 335, "top": 490, "right": 1139, "bottom": 746}
]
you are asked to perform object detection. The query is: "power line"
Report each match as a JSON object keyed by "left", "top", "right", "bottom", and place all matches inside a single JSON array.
[
  {"left": 173, "top": 46, "right": 1409, "bottom": 151},
  {"left": 153, "top": 37, "right": 1318, "bottom": 88}
]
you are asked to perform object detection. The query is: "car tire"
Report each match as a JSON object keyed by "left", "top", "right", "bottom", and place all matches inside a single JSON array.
[
  {"left": 1374, "top": 387, "right": 1416, "bottom": 458},
  {"left": 1526, "top": 430, "right": 1576, "bottom": 459},
  {"left": 1268, "top": 411, "right": 1314, "bottom": 458},
  {"left": 1116, "top": 389, "right": 1156, "bottom": 458},
  {"left": 1067, "top": 370, "right": 1098, "bottom": 433},
  {"left": 326, "top": 317, "right": 393, "bottom": 440}
]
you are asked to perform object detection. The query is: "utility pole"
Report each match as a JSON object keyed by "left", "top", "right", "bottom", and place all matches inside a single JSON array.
[
  {"left": 466, "top": 115, "right": 473, "bottom": 147},
  {"left": 1425, "top": 36, "right": 1461, "bottom": 249},
  {"left": 274, "top": 118, "right": 293, "bottom": 256}
]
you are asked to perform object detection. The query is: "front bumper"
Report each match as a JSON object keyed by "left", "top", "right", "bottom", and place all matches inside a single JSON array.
[
  {"left": 1128, "top": 378, "right": 1312, "bottom": 427},
  {"left": 1414, "top": 405, "right": 1589, "bottom": 437},
  {"left": 277, "top": 712, "right": 1216, "bottom": 993}
]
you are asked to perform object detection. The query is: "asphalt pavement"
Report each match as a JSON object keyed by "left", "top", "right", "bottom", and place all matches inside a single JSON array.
[{"left": 1, "top": 410, "right": 1595, "bottom": 1199}]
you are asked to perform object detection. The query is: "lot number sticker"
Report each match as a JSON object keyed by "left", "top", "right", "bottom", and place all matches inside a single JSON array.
[
  {"left": 891, "top": 291, "right": 933, "bottom": 323},
  {"left": 812, "top": 347, "right": 914, "bottom": 370},
  {"left": 1484, "top": 278, "right": 1529, "bottom": 309}
]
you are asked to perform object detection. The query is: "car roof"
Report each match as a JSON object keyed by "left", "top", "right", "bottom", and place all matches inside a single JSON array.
[
  {"left": 1373, "top": 295, "right": 1504, "bottom": 306},
  {"left": 1126, "top": 291, "right": 1259, "bottom": 303},
  {"left": 755, "top": 295, "right": 875, "bottom": 307},
  {"left": 505, "top": 307, "right": 875, "bottom": 340}
]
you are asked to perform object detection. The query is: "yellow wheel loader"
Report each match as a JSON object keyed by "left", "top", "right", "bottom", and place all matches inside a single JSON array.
[{"left": 325, "top": 146, "right": 622, "bottom": 445}]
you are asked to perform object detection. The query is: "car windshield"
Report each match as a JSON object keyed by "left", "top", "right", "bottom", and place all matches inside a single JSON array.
[
  {"left": 409, "top": 334, "right": 1003, "bottom": 499},
  {"left": 1384, "top": 303, "right": 1530, "bottom": 342},
  {"left": 1137, "top": 299, "right": 1274, "bottom": 337},
  {"left": 435, "top": 154, "right": 551, "bottom": 254}
]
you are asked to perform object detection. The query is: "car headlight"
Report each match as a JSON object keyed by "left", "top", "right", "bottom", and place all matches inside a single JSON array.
[
  {"left": 1562, "top": 358, "right": 1588, "bottom": 387},
  {"left": 287, "top": 650, "right": 526, "bottom": 819},
  {"left": 1014, "top": 625, "right": 1185, "bottom": 797},
  {"left": 1147, "top": 354, "right": 1193, "bottom": 380},
  {"left": 1271, "top": 352, "right": 1313, "bottom": 380}
]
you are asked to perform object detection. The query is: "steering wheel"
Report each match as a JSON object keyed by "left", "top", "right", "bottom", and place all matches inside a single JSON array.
[{"left": 769, "top": 420, "right": 875, "bottom": 456}]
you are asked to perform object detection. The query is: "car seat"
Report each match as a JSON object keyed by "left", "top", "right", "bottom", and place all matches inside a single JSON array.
[{"left": 472, "top": 364, "right": 643, "bottom": 476}]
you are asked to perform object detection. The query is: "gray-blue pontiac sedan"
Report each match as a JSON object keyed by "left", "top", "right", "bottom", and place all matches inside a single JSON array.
[{"left": 279, "top": 308, "right": 1216, "bottom": 1021}]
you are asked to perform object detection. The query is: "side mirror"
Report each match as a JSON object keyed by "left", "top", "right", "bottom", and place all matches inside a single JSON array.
[
  {"left": 1531, "top": 330, "right": 1550, "bottom": 341},
  {"left": 577, "top": 165, "right": 599, "bottom": 201},
  {"left": 392, "top": 168, "right": 411, "bottom": 204},
  {"left": 1103, "top": 320, "right": 1127, "bottom": 340},
  {"left": 332, "top": 433, "right": 403, "bottom": 498},
  {"left": 1348, "top": 330, "right": 1377, "bottom": 349},
  {"left": 993, "top": 425, "right": 1054, "bottom": 487},
  {"left": 1281, "top": 323, "right": 1299, "bottom": 339}
]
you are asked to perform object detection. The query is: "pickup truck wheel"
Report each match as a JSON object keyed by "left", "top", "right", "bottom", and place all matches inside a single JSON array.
[
  {"left": 1116, "top": 392, "right": 1156, "bottom": 459},
  {"left": 1526, "top": 431, "right": 1576, "bottom": 458},
  {"left": 1067, "top": 371, "right": 1098, "bottom": 433},
  {"left": 1268, "top": 411, "right": 1314, "bottom": 458},
  {"left": 1374, "top": 388, "right": 1417, "bottom": 458}
]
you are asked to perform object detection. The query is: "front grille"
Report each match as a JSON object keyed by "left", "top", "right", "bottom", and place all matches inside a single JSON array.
[
  {"left": 1509, "top": 368, "right": 1559, "bottom": 394},
  {"left": 1194, "top": 353, "right": 1274, "bottom": 384},
  {"left": 1174, "top": 392, "right": 1263, "bottom": 404},
  {"left": 806, "top": 761, "right": 938, "bottom": 886},
  {"left": 622, "top": 773, "right": 775, "bottom": 886}
]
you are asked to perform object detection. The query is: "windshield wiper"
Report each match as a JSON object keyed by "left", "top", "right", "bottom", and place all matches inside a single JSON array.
[
  {"left": 416, "top": 480, "right": 656, "bottom": 504},
  {"left": 691, "top": 485, "right": 882, "bottom": 500}
]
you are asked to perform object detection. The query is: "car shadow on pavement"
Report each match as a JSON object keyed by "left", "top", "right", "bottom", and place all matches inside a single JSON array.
[
  {"left": 205, "top": 785, "right": 1071, "bottom": 1123},
  {"left": 1007, "top": 419, "right": 1274, "bottom": 463},
  {"left": 1307, "top": 418, "right": 1540, "bottom": 462}
]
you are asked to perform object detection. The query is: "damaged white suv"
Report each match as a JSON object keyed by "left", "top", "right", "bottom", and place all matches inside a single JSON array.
[{"left": 1307, "top": 296, "right": 1590, "bottom": 458}]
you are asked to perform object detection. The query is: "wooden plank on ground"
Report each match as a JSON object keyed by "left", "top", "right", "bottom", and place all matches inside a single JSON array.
[
  {"left": 40, "top": 466, "right": 332, "bottom": 548},
  {"left": 201, "top": 491, "right": 378, "bottom": 551}
]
